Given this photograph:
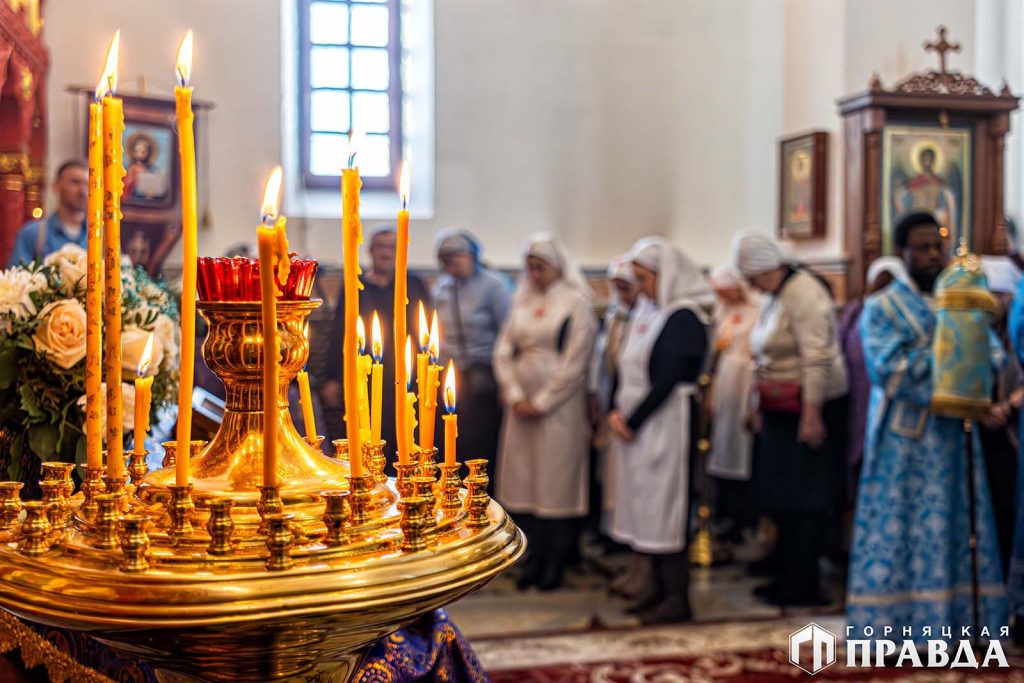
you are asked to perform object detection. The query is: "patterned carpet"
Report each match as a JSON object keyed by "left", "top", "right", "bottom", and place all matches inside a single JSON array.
[{"left": 477, "top": 617, "right": 1024, "bottom": 682}]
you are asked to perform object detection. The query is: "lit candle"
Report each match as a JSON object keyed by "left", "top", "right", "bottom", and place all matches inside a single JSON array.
[
  {"left": 257, "top": 167, "right": 286, "bottom": 488},
  {"left": 84, "top": 41, "right": 110, "bottom": 472},
  {"left": 356, "top": 315, "right": 371, "bottom": 437},
  {"left": 342, "top": 131, "right": 365, "bottom": 478},
  {"left": 101, "top": 31, "right": 125, "bottom": 480},
  {"left": 404, "top": 335, "right": 417, "bottom": 454},
  {"left": 297, "top": 370, "right": 317, "bottom": 440},
  {"left": 133, "top": 334, "right": 155, "bottom": 456},
  {"left": 443, "top": 360, "right": 458, "bottom": 466},
  {"left": 370, "top": 312, "right": 384, "bottom": 442},
  {"left": 420, "top": 311, "right": 441, "bottom": 450},
  {"left": 416, "top": 302, "right": 429, "bottom": 444},
  {"left": 175, "top": 29, "right": 198, "bottom": 487},
  {"left": 394, "top": 161, "right": 411, "bottom": 465}
]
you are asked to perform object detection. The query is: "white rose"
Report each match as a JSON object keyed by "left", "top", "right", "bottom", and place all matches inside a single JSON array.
[
  {"left": 122, "top": 324, "right": 165, "bottom": 375},
  {"left": 77, "top": 382, "right": 135, "bottom": 435},
  {"left": 0, "top": 267, "right": 46, "bottom": 320},
  {"left": 33, "top": 299, "right": 88, "bottom": 369},
  {"left": 44, "top": 244, "right": 88, "bottom": 296}
]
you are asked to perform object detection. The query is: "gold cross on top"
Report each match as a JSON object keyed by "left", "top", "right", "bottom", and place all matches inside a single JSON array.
[{"left": 924, "top": 26, "right": 961, "bottom": 76}]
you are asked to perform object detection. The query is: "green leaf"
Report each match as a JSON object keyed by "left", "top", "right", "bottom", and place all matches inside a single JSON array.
[
  {"left": 28, "top": 423, "right": 58, "bottom": 458},
  {"left": 0, "top": 346, "right": 17, "bottom": 389},
  {"left": 19, "top": 384, "right": 45, "bottom": 420}
]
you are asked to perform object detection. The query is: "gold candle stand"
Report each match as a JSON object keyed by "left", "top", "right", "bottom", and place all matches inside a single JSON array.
[
  {"left": 93, "top": 493, "right": 120, "bottom": 551},
  {"left": 321, "top": 491, "right": 348, "bottom": 546},
  {"left": 128, "top": 451, "right": 148, "bottom": 486},
  {"left": 167, "top": 484, "right": 196, "bottom": 537},
  {"left": 394, "top": 462, "right": 418, "bottom": 499},
  {"left": 305, "top": 435, "right": 326, "bottom": 454},
  {"left": 0, "top": 482, "right": 23, "bottom": 530},
  {"left": 78, "top": 465, "right": 104, "bottom": 520},
  {"left": 207, "top": 498, "right": 235, "bottom": 556},
  {"left": 438, "top": 463, "right": 462, "bottom": 516},
  {"left": 120, "top": 514, "right": 150, "bottom": 573}
]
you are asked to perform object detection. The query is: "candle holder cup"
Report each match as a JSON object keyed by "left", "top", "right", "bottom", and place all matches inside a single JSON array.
[
  {"left": 39, "top": 481, "right": 66, "bottom": 530},
  {"left": 18, "top": 501, "right": 52, "bottom": 556},
  {"left": 206, "top": 499, "right": 235, "bottom": 556},
  {"left": 394, "top": 462, "right": 418, "bottom": 500},
  {"left": 305, "top": 435, "right": 326, "bottom": 455},
  {"left": 160, "top": 440, "right": 207, "bottom": 471},
  {"left": 128, "top": 451, "right": 148, "bottom": 486},
  {"left": 439, "top": 463, "right": 462, "bottom": 516},
  {"left": 331, "top": 439, "right": 349, "bottom": 462},
  {"left": 257, "top": 485, "right": 283, "bottom": 536},
  {"left": 321, "top": 491, "right": 349, "bottom": 547},
  {"left": 464, "top": 476, "right": 491, "bottom": 529},
  {"left": 265, "top": 513, "right": 295, "bottom": 572},
  {"left": 364, "top": 440, "right": 387, "bottom": 485},
  {"left": 399, "top": 496, "right": 429, "bottom": 553},
  {"left": 0, "top": 482, "right": 24, "bottom": 530},
  {"left": 410, "top": 477, "right": 437, "bottom": 539},
  {"left": 78, "top": 465, "right": 104, "bottom": 521},
  {"left": 167, "top": 485, "right": 196, "bottom": 538},
  {"left": 94, "top": 493, "right": 121, "bottom": 551},
  {"left": 120, "top": 514, "right": 151, "bottom": 573},
  {"left": 346, "top": 475, "right": 374, "bottom": 527}
]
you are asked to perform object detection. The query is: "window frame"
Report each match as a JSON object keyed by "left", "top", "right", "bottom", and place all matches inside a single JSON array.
[{"left": 298, "top": 0, "right": 403, "bottom": 191}]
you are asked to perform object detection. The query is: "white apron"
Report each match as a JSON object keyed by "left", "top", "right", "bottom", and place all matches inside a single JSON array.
[
  {"left": 706, "top": 305, "right": 757, "bottom": 480},
  {"left": 495, "top": 283, "right": 592, "bottom": 518},
  {"left": 610, "top": 299, "right": 694, "bottom": 554}
]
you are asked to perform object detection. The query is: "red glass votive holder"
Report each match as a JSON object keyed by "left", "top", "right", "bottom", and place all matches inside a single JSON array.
[{"left": 197, "top": 256, "right": 318, "bottom": 302}]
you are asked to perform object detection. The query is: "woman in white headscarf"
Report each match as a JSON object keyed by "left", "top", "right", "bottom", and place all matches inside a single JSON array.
[
  {"left": 732, "top": 231, "right": 847, "bottom": 608},
  {"left": 494, "top": 232, "right": 598, "bottom": 591},
  {"left": 606, "top": 237, "right": 712, "bottom": 624},
  {"left": 705, "top": 266, "right": 761, "bottom": 544}
]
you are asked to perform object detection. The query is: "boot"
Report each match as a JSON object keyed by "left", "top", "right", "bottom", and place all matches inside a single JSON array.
[
  {"left": 610, "top": 553, "right": 651, "bottom": 599},
  {"left": 536, "top": 518, "right": 576, "bottom": 592},
  {"left": 641, "top": 552, "right": 692, "bottom": 625},
  {"left": 625, "top": 553, "right": 663, "bottom": 614}
]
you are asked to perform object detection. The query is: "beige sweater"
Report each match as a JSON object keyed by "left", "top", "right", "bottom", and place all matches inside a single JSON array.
[{"left": 750, "top": 270, "right": 848, "bottom": 406}]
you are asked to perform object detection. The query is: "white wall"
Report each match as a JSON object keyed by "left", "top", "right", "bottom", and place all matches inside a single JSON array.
[{"left": 46, "top": 0, "right": 1012, "bottom": 272}]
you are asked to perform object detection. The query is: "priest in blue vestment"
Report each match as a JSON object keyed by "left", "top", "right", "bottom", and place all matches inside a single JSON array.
[{"left": 847, "top": 212, "right": 1008, "bottom": 638}]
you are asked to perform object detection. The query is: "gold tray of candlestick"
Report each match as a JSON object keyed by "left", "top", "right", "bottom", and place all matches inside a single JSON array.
[{"left": 0, "top": 297, "right": 525, "bottom": 682}]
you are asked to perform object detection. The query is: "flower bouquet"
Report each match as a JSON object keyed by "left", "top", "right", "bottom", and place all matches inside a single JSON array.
[{"left": 0, "top": 244, "right": 179, "bottom": 484}]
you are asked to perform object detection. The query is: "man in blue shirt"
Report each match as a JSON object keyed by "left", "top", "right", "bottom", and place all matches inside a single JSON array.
[{"left": 7, "top": 160, "right": 89, "bottom": 267}]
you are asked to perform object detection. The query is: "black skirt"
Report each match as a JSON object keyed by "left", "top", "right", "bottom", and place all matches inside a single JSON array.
[{"left": 757, "top": 395, "right": 847, "bottom": 514}]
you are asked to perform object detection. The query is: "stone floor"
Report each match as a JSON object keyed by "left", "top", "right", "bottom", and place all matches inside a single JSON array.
[{"left": 446, "top": 550, "right": 845, "bottom": 641}]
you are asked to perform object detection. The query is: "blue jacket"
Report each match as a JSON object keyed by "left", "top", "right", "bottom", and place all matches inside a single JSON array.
[{"left": 7, "top": 213, "right": 88, "bottom": 267}]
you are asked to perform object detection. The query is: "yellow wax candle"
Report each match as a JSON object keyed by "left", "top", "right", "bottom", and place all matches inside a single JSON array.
[
  {"left": 356, "top": 316, "right": 371, "bottom": 434},
  {"left": 101, "top": 33, "right": 125, "bottom": 480},
  {"left": 404, "top": 335, "right": 417, "bottom": 454},
  {"left": 443, "top": 360, "right": 457, "bottom": 466},
  {"left": 258, "top": 167, "right": 286, "bottom": 488},
  {"left": 84, "top": 60, "right": 107, "bottom": 472},
  {"left": 342, "top": 156, "right": 365, "bottom": 478},
  {"left": 394, "top": 162, "right": 411, "bottom": 465},
  {"left": 370, "top": 312, "right": 383, "bottom": 442},
  {"left": 297, "top": 370, "right": 317, "bottom": 440},
  {"left": 420, "top": 311, "right": 441, "bottom": 450},
  {"left": 133, "top": 334, "right": 155, "bottom": 456},
  {"left": 175, "top": 30, "right": 198, "bottom": 487},
  {"left": 416, "top": 302, "right": 429, "bottom": 436}
]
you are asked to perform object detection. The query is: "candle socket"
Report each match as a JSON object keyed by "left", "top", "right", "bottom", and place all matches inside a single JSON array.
[
  {"left": 0, "top": 482, "right": 23, "bottom": 530},
  {"left": 94, "top": 493, "right": 121, "bottom": 551},
  {"left": 394, "top": 462, "right": 418, "bottom": 500},
  {"left": 417, "top": 448, "right": 439, "bottom": 482},
  {"left": 345, "top": 475, "right": 374, "bottom": 526},
  {"left": 465, "top": 459, "right": 489, "bottom": 481},
  {"left": 410, "top": 476, "right": 437, "bottom": 538},
  {"left": 105, "top": 475, "right": 128, "bottom": 512},
  {"left": 128, "top": 451, "right": 149, "bottom": 486},
  {"left": 78, "top": 465, "right": 104, "bottom": 521},
  {"left": 265, "top": 513, "right": 295, "bottom": 571},
  {"left": 206, "top": 499, "right": 235, "bottom": 556},
  {"left": 305, "top": 435, "right": 326, "bottom": 455},
  {"left": 39, "top": 481, "right": 66, "bottom": 530},
  {"left": 18, "top": 501, "right": 52, "bottom": 556},
  {"left": 41, "top": 462, "right": 75, "bottom": 503},
  {"left": 464, "top": 476, "right": 491, "bottom": 529},
  {"left": 438, "top": 464, "right": 462, "bottom": 516},
  {"left": 120, "top": 514, "right": 151, "bottom": 573},
  {"left": 167, "top": 484, "right": 196, "bottom": 538},
  {"left": 364, "top": 440, "right": 387, "bottom": 486},
  {"left": 257, "top": 485, "right": 283, "bottom": 535},
  {"left": 331, "top": 439, "right": 349, "bottom": 462},
  {"left": 161, "top": 439, "right": 207, "bottom": 470},
  {"left": 398, "top": 496, "right": 429, "bottom": 553},
  {"left": 321, "top": 491, "right": 349, "bottom": 546}
]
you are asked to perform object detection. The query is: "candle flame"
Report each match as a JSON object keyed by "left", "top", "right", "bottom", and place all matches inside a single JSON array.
[
  {"left": 418, "top": 302, "right": 429, "bottom": 351},
  {"left": 428, "top": 310, "right": 440, "bottom": 361},
  {"left": 261, "top": 166, "right": 284, "bottom": 223},
  {"left": 443, "top": 360, "right": 456, "bottom": 414},
  {"left": 356, "top": 316, "right": 366, "bottom": 354},
  {"left": 96, "top": 30, "right": 120, "bottom": 99},
  {"left": 404, "top": 335, "right": 414, "bottom": 390},
  {"left": 347, "top": 129, "right": 363, "bottom": 169},
  {"left": 176, "top": 29, "right": 194, "bottom": 86},
  {"left": 371, "top": 311, "right": 383, "bottom": 362},
  {"left": 137, "top": 333, "right": 155, "bottom": 377},
  {"left": 399, "top": 160, "right": 411, "bottom": 209}
]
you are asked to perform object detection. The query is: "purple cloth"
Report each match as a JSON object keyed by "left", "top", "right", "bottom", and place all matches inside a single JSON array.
[{"left": 839, "top": 299, "right": 869, "bottom": 469}]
